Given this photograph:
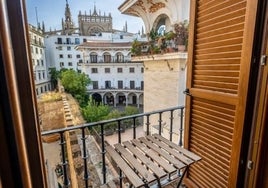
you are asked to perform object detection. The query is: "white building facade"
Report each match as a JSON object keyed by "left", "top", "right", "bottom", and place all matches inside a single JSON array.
[
  {"left": 29, "top": 24, "right": 51, "bottom": 95},
  {"left": 76, "top": 41, "right": 144, "bottom": 107}
]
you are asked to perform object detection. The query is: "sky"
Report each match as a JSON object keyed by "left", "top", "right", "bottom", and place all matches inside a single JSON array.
[{"left": 26, "top": 0, "right": 144, "bottom": 34}]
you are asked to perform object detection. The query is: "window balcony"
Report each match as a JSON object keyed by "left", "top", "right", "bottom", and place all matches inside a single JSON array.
[{"left": 41, "top": 105, "right": 186, "bottom": 187}]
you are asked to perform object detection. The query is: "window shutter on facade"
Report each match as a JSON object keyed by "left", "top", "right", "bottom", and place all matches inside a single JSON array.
[{"left": 185, "top": 0, "right": 258, "bottom": 187}]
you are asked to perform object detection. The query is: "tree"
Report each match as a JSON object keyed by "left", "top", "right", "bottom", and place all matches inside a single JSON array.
[
  {"left": 82, "top": 97, "right": 110, "bottom": 123},
  {"left": 49, "top": 67, "right": 60, "bottom": 90},
  {"left": 60, "top": 69, "right": 91, "bottom": 105}
]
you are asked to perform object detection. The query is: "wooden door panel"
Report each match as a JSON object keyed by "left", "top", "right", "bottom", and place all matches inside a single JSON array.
[{"left": 185, "top": 0, "right": 258, "bottom": 187}]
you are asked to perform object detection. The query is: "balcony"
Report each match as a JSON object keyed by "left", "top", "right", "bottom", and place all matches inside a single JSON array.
[{"left": 41, "top": 101, "right": 186, "bottom": 188}]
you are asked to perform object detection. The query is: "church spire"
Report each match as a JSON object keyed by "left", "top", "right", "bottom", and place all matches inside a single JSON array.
[
  {"left": 92, "top": 2, "right": 98, "bottom": 16},
  {"left": 62, "top": 0, "right": 74, "bottom": 35}
]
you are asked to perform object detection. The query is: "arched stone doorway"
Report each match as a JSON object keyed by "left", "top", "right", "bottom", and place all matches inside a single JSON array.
[
  {"left": 128, "top": 92, "right": 137, "bottom": 105},
  {"left": 103, "top": 92, "right": 114, "bottom": 106},
  {"left": 91, "top": 93, "right": 102, "bottom": 104},
  {"left": 116, "top": 92, "right": 126, "bottom": 106}
]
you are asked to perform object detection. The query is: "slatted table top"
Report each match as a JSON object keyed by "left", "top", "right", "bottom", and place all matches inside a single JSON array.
[{"left": 106, "top": 134, "right": 201, "bottom": 188}]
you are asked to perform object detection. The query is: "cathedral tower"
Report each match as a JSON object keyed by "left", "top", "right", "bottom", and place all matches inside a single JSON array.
[
  {"left": 61, "top": 0, "right": 75, "bottom": 35},
  {"left": 78, "top": 3, "right": 113, "bottom": 36}
]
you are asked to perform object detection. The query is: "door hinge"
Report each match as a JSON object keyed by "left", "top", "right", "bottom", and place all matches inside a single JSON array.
[
  {"left": 261, "top": 55, "right": 267, "bottom": 66},
  {"left": 247, "top": 160, "right": 254, "bottom": 170},
  {"left": 183, "top": 88, "right": 192, "bottom": 96}
]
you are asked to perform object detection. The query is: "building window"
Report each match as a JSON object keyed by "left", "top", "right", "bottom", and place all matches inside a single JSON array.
[
  {"left": 68, "top": 62, "right": 73, "bottom": 66},
  {"left": 35, "top": 47, "right": 38, "bottom": 54},
  {"left": 105, "top": 68, "right": 110, "bottom": 73},
  {"left": 66, "top": 38, "right": 71, "bottom": 44},
  {"left": 57, "top": 37, "right": 62, "bottom": 44},
  {"left": 34, "top": 36, "right": 37, "bottom": 44},
  {"left": 67, "top": 54, "right": 72, "bottom": 58},
  {"left": 67, "top": 46, "right": 71, "bottom": 50},
  {"left": 37, "top": 60, "right": 40, "bottom": 66},
  {"left": 40, "top": 49, "right": 42, "bottom": 54},
  {"left": 41, "top": 60, "right": 44, "bottom": 66},
  {"left": 105, "top": 80, "right": 111, "bottom": 89},
  {"left": 141, "top": 81, "right": 144, "bottom": 90},
  {"left": 103, "top": 53, "right": 111, "bottom": 63},
  {"left": 91, "top": 68, "right": 98, "bottom": 73},
  {"left": 118, "top": 80, "right": 123, "bottom": 89},
  {"left": 32, "top": 59, "right": 35, "bottom": 65},
  {"left": 141, "top": 67, "right": 144, "bottom": 73},
  {"left": 42, "top": 72, "right": 45, "bottom": 79},
  {"left": 130, "top": 80, "right": 135, "bottom": 89},
  {"left": 117, "top": 67, "right": 123, "bottom": 73},
  {"left": 38, "top": 72, "right": 41, "bottom": 80},
  {"left": 129, "top": 67, "right": 135, "bottom": 73},
  {"left": 59, "top": 54, "right": 63, "bottom": 58},
  {"left": 31, "top": 46, "right": 33, "bottom": 53},
  {"left": 92, "top": 81, "right": 98, "bottom": 89},
  {"left": 76, "top": 54, "right": 81, "bottom": 58},
  {"left": 90, "top": 53, "right": 98, "bottom": 63},
  {"left": 75, "top": 38, "right": 80, "bottom": 44},
  {"left": 60, "top": 62, "right": 64, "bottom": 67},
  {"left": 57, "top": 46, "right": 63, "bottom": 50},
  {"left": 116, "top": 53, "right": 124, "bottom": 63}
]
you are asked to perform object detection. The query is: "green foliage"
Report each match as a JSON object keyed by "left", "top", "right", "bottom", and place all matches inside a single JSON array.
[
  {"left": 49, "top": 68, "right": 60, "bottom": 89},
  {"left": 131, "top": 39, "right": 142, "bottom": 56},
  {"left": 149, "top": 29, "right": 159, "bottom": 41},
  {"left": 103, "top": 110, "right": 121, "bottom": 131},
  {"left": 120, "top": 106, "right": 140, "bottom": 129},
  {"left": 81, "top": 97, "right": 110, "bottom": 123},
  {"left": 60, "top": 69, "right": 91, "bottom": 105},
  {"left": 122, "top": 106, "right": 139, "bottom": 116}
]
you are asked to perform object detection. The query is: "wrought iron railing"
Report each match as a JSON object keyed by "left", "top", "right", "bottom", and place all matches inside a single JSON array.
[{"left": 42, "top": 106, "right": 185, "bottom": 187}]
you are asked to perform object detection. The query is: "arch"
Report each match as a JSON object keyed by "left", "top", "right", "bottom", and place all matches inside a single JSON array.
[
  {"left": 91, "top": 93, "right": 102, "bottom": 104},
  {"left": 116, "top": 92, "right": 126, "bottom": 105},
  {"left": 153, "top": 14, "right": 172, "bottom": 35},
  {"left": 115, "top": 52, "right": 124, "bottom": 63},
  {"left": 103, "top": 92, "right": 114, "bottom": 105},
  {"left": 87, "top": 25, "right": 104, "bottom": 35},
  {"left": 89, "top": 52, "right": 98, "bottom": 63},
  {"left": 103, "top": 52, "right": 112, "bottom": 63},
  {"left": 127, "top": 92, "right": 138, "bottom": 105},
  {"left": 138, "top": 93, "right": 144, "bottom": 107}
]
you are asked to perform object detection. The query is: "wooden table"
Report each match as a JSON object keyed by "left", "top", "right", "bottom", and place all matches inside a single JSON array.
[{"left": 106, "top": 134, "right": 201, "bottom": 188}]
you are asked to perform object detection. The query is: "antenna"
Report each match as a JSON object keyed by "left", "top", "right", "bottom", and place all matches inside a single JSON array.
[{"left": 35, "top": 7, "right": 39, "bottom": 27}]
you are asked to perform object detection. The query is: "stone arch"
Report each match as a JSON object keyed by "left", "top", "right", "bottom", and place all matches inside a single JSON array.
[
  {"left": 116, "top": 92, "right": 127, "bottom": 105},
  {"left": 127, "top": 92, "right": 138, "bottom": 105},
  {"left": 153, "top": 14, "right": 172, "bottom": 35},
  {"left": 103, "top": 92, "right": 114, "bottom": 105},
  {"left": 91, "top": 93, "right": 102, "bottom": 104},
  {"left": 103, "top": 52, "right": 112, "bottom": 63},
  {"left": 89, "top": 52, "right": 98, "bottom": 63},
  {"left": 138, "top": 93, "right": 144, "bottom": 107},
  {"left": 115, "top": 52, "right": 124, "bottom": 63},
  {"left": 87, "top": 25, "right": 104, "bottom": 35}
]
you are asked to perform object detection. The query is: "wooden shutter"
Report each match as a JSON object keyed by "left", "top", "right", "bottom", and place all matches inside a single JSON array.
[{"left": 184, "top": 0, "right": 258, "bottom": 187}]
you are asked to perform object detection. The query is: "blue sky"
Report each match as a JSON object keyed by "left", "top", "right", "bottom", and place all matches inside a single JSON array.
[{"left": 26, "top": 0, "right": 144, "bottom": 33}]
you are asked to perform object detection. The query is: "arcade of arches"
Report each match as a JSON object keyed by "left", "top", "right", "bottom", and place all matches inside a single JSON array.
[{"left": 91, "top": 91, "right": 143, "bottom": 108}]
